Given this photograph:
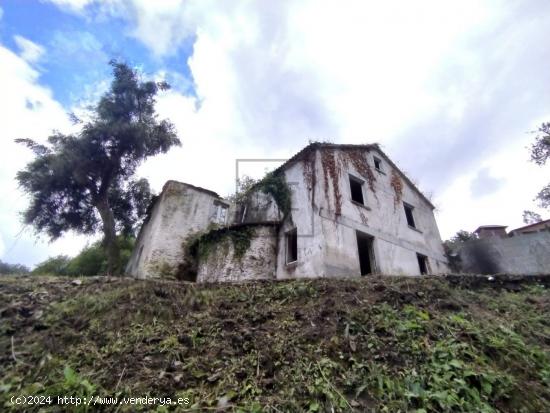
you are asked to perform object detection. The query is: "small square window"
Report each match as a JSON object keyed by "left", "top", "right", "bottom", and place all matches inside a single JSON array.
[
  {"left": 417, "top": 253, "right": 429, "bottom": 275},
  {"left": 349, "top": 175, "right": 365, "bottom": 205},
  {"left": 286, "top": 228, "right": 297, "bottom": 264},
  {"left": 374, "top": 157, "right": 382, "bottom": 171},
  {"left": 404, "top": 203, "right": 416, "bottom": 228}
]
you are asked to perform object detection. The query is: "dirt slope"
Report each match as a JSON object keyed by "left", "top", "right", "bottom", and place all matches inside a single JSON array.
[{"left": 1, "top": 275, "right": 549, "bottom": 412}]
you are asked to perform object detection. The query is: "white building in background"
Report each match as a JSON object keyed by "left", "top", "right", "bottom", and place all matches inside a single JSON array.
[{"left": 126, "top": 143, "right": 449, "bottom": 281}]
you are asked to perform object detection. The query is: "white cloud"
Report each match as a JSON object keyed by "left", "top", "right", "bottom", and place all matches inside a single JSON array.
[
  {"left": 13, "top": 35, "right": 45, "bottom": 64},
  {"left": 20, "top": 0, "right": 550, "bottom": 254},
  {"left": 0, "top": 44, "right": 89, "bottom": 266},
  {"left": 436, "top": 136, "right": 550, "bottom": 237},
  {"left": 45, "top": 0, "right": 94, "bottom": 13}
]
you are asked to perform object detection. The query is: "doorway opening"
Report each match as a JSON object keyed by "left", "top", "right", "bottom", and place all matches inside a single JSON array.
[
  {"left": 356, "top": 231, "right": 375, "bottom": 275},
  {"left": 416, "top": 253, "right": 429, "bottom": 275}
]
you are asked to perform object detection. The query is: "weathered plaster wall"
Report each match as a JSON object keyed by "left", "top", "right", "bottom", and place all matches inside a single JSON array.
[
  {"left": 126, "top": 181, "right": 229, "bottom": 279},
  {"left": 240, "top": 191, "right": 281, "bottom": 224},
  {"left": 197, "top": 225, "right": 278, "bottom": 282},
  {"left": 277, "top": 147, "right": 448, "bottom": 278},
  {"left": 128, "top": 145, "right": 448, "bottom": 282},
  {"left": 457, "top": 231, "right": 550, "bottom": 274},
  {"left": 276, "top": 160, "right": 327, "bottom": 279}
]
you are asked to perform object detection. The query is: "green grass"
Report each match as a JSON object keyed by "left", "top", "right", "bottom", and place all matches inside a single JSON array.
[{"left": 0, "top": 275, "right": 549, "bottom": 412}]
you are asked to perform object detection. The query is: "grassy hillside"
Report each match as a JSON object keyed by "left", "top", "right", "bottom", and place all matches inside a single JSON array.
[{"left": 1, "top": 275, "right": 549, "bottom": 412}]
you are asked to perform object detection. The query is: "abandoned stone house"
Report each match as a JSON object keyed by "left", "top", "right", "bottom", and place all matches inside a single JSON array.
[{"left": 125, "top": 143, "right": 449, "bottom": 282}]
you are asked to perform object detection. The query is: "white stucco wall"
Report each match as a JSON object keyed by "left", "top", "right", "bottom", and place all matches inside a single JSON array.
[
  {"left": 276, "top": 147, "right": 448, "bottom": 278},
  {"left": 125, "top": 181, "right": 230, "bottom": 279},
  {"left": 127, "top": 145, "right": 448, "bottom": 282}
]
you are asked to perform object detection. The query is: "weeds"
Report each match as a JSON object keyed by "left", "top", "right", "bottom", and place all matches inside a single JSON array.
[{"left": 0, "top": 276, "right": 548, "bottom": 412}]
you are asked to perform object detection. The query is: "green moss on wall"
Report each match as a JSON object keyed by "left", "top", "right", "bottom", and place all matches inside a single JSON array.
[{"left": 189, "top": 225, "right": 256, "bottom": 261}]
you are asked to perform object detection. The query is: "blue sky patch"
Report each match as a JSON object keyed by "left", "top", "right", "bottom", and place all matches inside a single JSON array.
[{"left": 0, "top": 0, "right": 196, "bottom": 107}]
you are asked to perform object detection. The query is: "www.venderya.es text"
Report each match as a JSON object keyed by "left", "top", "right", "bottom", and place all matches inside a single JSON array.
[{"left": 10, "top": 395, "right": 190, "bottom": 407}]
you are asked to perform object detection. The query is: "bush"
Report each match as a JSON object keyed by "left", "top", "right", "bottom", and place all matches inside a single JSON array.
[
  {"left": 0, "top": 260, "right": 30, "bottom": 275},
  {"left": 32, "top": 236, "right": 135, "bottom": 276}
]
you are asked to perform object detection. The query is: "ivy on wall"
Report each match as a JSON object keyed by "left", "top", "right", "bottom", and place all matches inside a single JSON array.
[
  {"left": 344, "top": 149, "right": 377, "bottom": 196},
  {"left": 390, "top": 169, "right": 404, "bottom": 210},
  {"left": 301, "top": 149, "right": 316, "bottom": 203},
  {"left": 189, "top": 225, "right": 255, "bottom": 261},
  {"left": 321, "top": 149, "right": 343, "bottom": 215},
  {"left": 257, "top": 172, "right": 292, "bottom": 218},
  {"left": 320, "top": 147, "right": 381, "bottom": 216}
]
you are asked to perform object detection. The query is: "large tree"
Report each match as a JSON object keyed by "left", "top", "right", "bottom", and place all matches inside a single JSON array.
[
  {"left": 529, "top": 122, "right": 550, "bottom": 209},
  {"left": 16, "top": 61, "right": 180, "bottom": 274}
]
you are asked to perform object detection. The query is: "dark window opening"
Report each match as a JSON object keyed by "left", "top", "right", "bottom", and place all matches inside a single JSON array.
[
  {"left": 374, "top": 157, "right": 382, "bottom": 171},
  {"left": 404, "top": 203, "right": 416, "bottom": 228},
  {"left": 417, "top": 253, "right": 429, "bottom": 275},
  {"left": 349, "top": 175, "right": 365, "bottom": 205},
  {"left": 356, "top": 231, "right": 375, "bottom": 275},
  {"left": 286, "top": 228, "right": 298, "bottom": 264}
]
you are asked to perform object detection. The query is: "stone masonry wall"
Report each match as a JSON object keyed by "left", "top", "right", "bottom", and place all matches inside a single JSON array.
[{"left": 197, "top": 225, "right": 278, "bottom": 282}]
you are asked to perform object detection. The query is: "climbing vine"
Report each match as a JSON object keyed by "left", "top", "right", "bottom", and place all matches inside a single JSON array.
[
  {"left": 390, "top": 169, "right": 403, "bottom": 209},
  {"left": 301, "top": 148, "right": 316, "bottom": 202},
  {"left": 321, "top": 149, "right": 342, "bottom": 215},
  {"left": 355, "top": 205, "right": 368, "bottom": 224},
  {"left": 189, "top": 225, "right": 255, "bottom": 261},
  {"left": 257, "top": 172, "right": 292, "bottom": 218},
  {"left": 231, "top": 172, "right": 292, "bottom": 219},
  {"left": 342, "top": 149, "right": 377, "bottom": 196}
]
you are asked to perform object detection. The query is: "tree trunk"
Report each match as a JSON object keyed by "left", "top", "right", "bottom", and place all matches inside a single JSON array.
[{"left": 96, "top": 196, "right": 120, "bottom": 276}]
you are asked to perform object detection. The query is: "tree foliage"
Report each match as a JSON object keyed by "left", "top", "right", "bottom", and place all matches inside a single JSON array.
[
  {"left": 443, "top": 230, "right": 478, "bottom": 272},
  {"left": 16, "top": 61, "right": 180, "bottom": 274},
  {"left": 0, "top": 260, "right": 30, "bottom": 275},
  {"left": 32, "top": 255, "right": 72, "bottom": 276},
  {"left": 529, "top": 122, "right": 550, "bottom": 209},
  {"left": 522, "top": 210, "right": 543, "bottom": 225}
]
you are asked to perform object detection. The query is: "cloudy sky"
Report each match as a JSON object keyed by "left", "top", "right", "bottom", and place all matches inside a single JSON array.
[{"left": 0, "top": 0, "right": 549, "bottom": 267}]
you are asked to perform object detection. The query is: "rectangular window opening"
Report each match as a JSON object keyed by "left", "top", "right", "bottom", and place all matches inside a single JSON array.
[
  {"left": 286, "top": 228, "right": 298, "bottom": 264},
  {"left": 349, "top": 175, "right": 365, "bottom": 205},
  {"left": 374, "top": 157, "right": 382, "bottom": 171},
  {"left": 404, "top": 203, "right": 416, "bottom": 228},
  {"left": 417, "top": 253, "right": 429, "bottom": 275}
]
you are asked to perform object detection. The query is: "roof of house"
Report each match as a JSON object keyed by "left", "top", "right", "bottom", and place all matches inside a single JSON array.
[
  {"left": 473, "top": 225, "right": 508, "bottom": 233},
  {"left": 272, "top": 142, "right": 436, "bottom": 209},
  {"left": 509, "top": 218, "right": 550, "bottom": 233},
  {"left": 163, "top": 180, "right": 222, "bottom": 199}
]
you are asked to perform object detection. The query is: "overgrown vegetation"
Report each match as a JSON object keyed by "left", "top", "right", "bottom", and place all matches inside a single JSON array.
[
  {"left": 188, "top": 226, "right": 256, "bottom": 261},
  {"left": 230, "top": 172, "right": 292, "bottom": 218},
  {"left": 529, "top": 122, "right": 550, "bottom": 209},
  {"left": 321, "top": 149, "right": 342, "bottom": 215},
  {"left": 1, "top": 275, "right": 548, "bottom": 412},
  {"left": 390, "top": 168, "right": 404, "bottom": 209},
  {"left": 0, "top": 261, "right": 29, "bottom": 275},
  {"left": 256, "top": 173, "right": 292, "bottom": 218},
  {"left": 31, "top": 236, "right": 135, "bottom": 276},
  {"left": 15, "top": 61, "right": 179, "bottom": 274}
]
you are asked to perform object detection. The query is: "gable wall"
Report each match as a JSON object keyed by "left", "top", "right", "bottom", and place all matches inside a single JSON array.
[
  {"left": 126, "top": 181, "right": 227, "bottom": 278},
  {"left": 278, "top": 148, "right": 448, "bottom": 277}
]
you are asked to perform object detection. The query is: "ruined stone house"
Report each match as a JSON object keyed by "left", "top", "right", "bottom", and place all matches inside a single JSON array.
[{"left": 125, "top": 143, "right": 449, "bottom": 281}]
